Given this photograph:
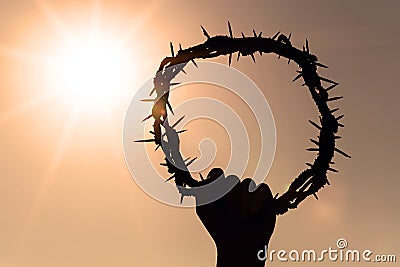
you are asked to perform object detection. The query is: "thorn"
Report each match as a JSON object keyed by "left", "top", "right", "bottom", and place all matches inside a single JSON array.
[
  {"left": 199, "top": 173, "right": 204, "bottom": 181},
  {"left": 169, "top": 82, "right": 181, "bottom": 86},
  {"left": 170, "top": 42, "right": 174, "bottom": 57},
  {"left": 335, "top": 136, "right": 342, "bottom": 139},
  {"left": 303, "top": 45, "right": 305, "bottom": 52},
  {"left": 292, "top": 73, "right": 302, "bottom": 82},
  {"left": 250, "top": 53, "right": 256, "bottom": 63},
  {"left": 326, "top": 179, "right": 331, "bottom": 185},
  {"left": 327, "top": 96, "right": 343, "bottom": 102},
  {"left": 315, "top": 62, "right": 328, "bottom": 68},
  {"left": 259, "top": 50, "right": 262, "bottom": 56},
  {"left": 309, "top": 120, "right": 322, "bottom": 130},
  {"left": 172, "top": 115, "right": 185, "bottom": 128},
  {"left": 200, "top": 25, "right": 210, "bottom": 39},
  {"left": 228, "top": 21, "right": 233, "bottom": 38},
  {"left": 228, "top": 53, "right": 232, "bottom": 66},
  {"left": 326, "top": 83, "right": 338, "bottom": 91},
  {"left": 274, "top": 193, "right": 279, "bottom": 199},
  {"left": 336, "top": 115, "right": 344, "bottom": 120},
  {"left": 186, "top": 157, "right": 197, "bottom": 166},
  {"left": 288, "top": 58, "right": 291, "bottom": 64},
  {"left": 237, "top": 52, "right": 241, "bottom": 61},
  {"left": 313, "top": 193, "right": 318, "bottom": 200},
  {"left": 191, "top": 59, "right": 198, "bottom": 68},
  {"left": 141, "top": 98, "right": 156, "bottom": 102},
  {"left": 320, "top": 76, "right": 338, "bottom": 85},
  {"left": 330, "top": 108, "right": 339, "bottom": 113},
  {"left": 134, "top": 138, "right": 156, "bottom": 143},
  {"left": 160, "top": 162, "right": 168, "bottom": 166},
  {"left": 305, "top": 38, "right": 309, "bottom": 53},
  {"left": 155, "top": 144, "right": 161, "bottom": 151},
  {"left": 165, "top": 175, "right": 175, "bottom": 182},
  {"left": 310, "top": 139, "right": 319, "bottom": 146},
  {"left": 334, "top": 147, "right": 351, "bottom": 158},
  {"left": 330, "top": 161, "right": 336, "bottom": 164},
  {"left": 181, "top": 69, "right": 187, "bottom": 74},
  {"left": 258, "top": 32, "right": 262, "bottom": 38},
  {"left": 177, "top": 129, "right": 187, "bottom": 134},
  {"left": 278, "top": 55, "right": 281, "bottom": 59},
  {"left": 328, "top": 167, "right": 339, "bottom": 173},
  {"left": 272, "top": 31, "right": 280, "bottom": 40},
  {"left": 288, "top": 33, "right": 292, "bottom": 40},
  {"left": 241, "top": 32, "right": 245, "bottom": 38},
  {"left": 306, "top": 148, "right": 319, "bottom": 152},
  {"left": 253, "top": 29, "right": 257, "bottom": 37},
  {"left": 179, "top": 43, "right": 182, "bottom": 51},
  {"left": 184, "top": 157, "right": 191, "bottom": 163},
  {"left": 180, "top": 194, "right": 184, "bottom": 204},
  {"left": 141, "top": 114, "right": 152, "bottom": 122},
  {"left": 306, "top": 162, "right": 313, "bottom": 167},
  {"left": 149, "top": 87, "right": 156, "bottom": 96},
  {"left": 338, "top": 123, "right": 345, "bottom": 127},
  {"left": 166, "top": 101, "right": 174, "bottom": 115}
]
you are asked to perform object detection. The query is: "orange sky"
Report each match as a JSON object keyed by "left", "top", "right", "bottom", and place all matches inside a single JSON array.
[{"left": 0, "top": 1, "right": 399, "bottom": 266}]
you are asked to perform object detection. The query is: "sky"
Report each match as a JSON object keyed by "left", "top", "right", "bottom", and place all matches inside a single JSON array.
[{"left": 0, "top": 0, "right": 399, "bottom": 266}]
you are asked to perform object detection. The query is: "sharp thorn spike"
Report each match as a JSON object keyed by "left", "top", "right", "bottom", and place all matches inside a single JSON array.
[
  {"left": 186, "top": 157, "right": 197, "bottom": 166},
  {"left": 288, "top": 58, "right": 291, "bottom": 64},
  {"left": 330, "top": 108, "right": 339, "bottom": 113},
  {"left": 160, "top": 162, "right": 167, "bottom": 166},
  {"left": 335, "top": 136, "right": 342, "bottom": 139},
  {"left": 134, "top": 138, "right": 156, "bottom": 143},
  {"left": 165, "top": 175, "right": 175, "bottom": 182},
  {"left": 327, "top": 96, "right": 343, "bottom": 102},
  {"left": 253, "top": 29, "right": 257, "bottom": 37},
  {"left": 228, "top": 53, "right": 232, "bottom": 66},
  {"left": 328, "top": 167, "right": 339, "bottom": 173},
  {"left": 336, "top": 115, "right": 344, "bottom": 120},
  {"left": 241, "top": 32, "right": 245, "bottom": 38},
  {"left": 199, "top": 173, "right": 204, "bottom": 181},
  {"left": 155, "top": 144, "right": 161, "bottom": 151},
  {"left": 200, "top": 25, "right": 210, "bottom": 39},
  {"left": 338, "top": 123, "right": 345, "bottom": 127},
  {"left": 184, "top": 157, "right": 191, "bottom": 163},
  {"left": 179, "top": 43, "right": 182, "bottom": 51},
  {"left": 306, "top": 163, "right": 313, "bottom": 167},
  {"left": 181, "top": 69, "right": 187, "bottom": 74},
  {"left": 310, "top": 139, "right": 319, "bottom": 146},
  {"left": 177, "top": 129, "right": 187, "bottom": 134},
  {"left": 169, "top": 82, "right": 181, "bottom": 86},
  {"left": 180, "top": 194, "right": 184, "bottom": 204},
  {"left": 288, "top": 33, "right": 292, "bottom": 40},
  {"left": 334, "top": 147, "right": 351, "bottom": 158},
  {"left": 320, "top": 76, "right": 338, "bottom": 85},
  {"left": 306, "top": 148, "right": 319, "bottom": 152},
  {"left": 237, "top": 52, "right": 241, "bottom": 61},
  {"left": 315, "top": 62, "right": 328, "bottom": 68},
  {"left": 141, "top": 114, "right": 152, "bottom": 122},
  {"left": 272, "top": 31, "right": 280, "bottom": 40},
  {"left": 278, "top": 55, "right": 281, "bottom": 59},
  {"left": 228, "top": 21, "right": 233, "bottom": 38},
  {"left": 292, "top": 73, "right": 302, "bottom": 82},
  {"left": 166, "top": 101, "right": 174, "bottom": 115},
  {"left": 326, "top": 83, "right": 338, "bottom": 91},
  {"left": 250, "top": 53, "right": 256, "bottom": 63},
  {"left": 172, "top": 115, "right": 185, "bottom": 128},
  {"left": 191, "top": 59, "right": 198, "bottom": 68},
  {"left": 306, "top": 38, "right": 309, "bottom": 53},
  {"left": 309, "top": 120, "right": 322, "bottom": 130},
  {"left": 326, "top": 179, "right": 331, "bottom": 185},
  {"left": 149, "top": 87, "right": 156, "bottom": 96},
  {"left": 274, "top": 193, "right": 279, "bottom": 199},
  {"left": 170, "top": 42, "right": 175, "bottom": 57},
  {"left": 141, "top": 98, "right": 156, "bottom": 102},
  {"left": 313, "top": 193, "right": 318, "bottom": 200},
  {"left": 258, "top": 32, "right": 262, "bottom": 38}
]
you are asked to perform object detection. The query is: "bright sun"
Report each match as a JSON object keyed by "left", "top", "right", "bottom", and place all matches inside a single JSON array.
[{"left": 53, "top": 35, "right": 134, "bottom": 111}]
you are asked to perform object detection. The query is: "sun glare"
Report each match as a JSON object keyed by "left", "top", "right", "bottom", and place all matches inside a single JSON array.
[{"left": 53, "top": 36, "right": 133, "bottom": 111}]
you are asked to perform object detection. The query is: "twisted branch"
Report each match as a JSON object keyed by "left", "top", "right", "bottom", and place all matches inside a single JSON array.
[{"left": 136, "top": 22, "right": 350, "bottom": 215}]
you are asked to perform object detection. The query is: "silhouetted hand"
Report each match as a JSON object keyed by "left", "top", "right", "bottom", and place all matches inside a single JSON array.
[{"left": 194, "top": 169, "right": 276, "bottom": 267}]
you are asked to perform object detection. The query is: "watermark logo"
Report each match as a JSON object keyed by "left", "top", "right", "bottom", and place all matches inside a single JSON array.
[{"left": 257, "top": 238, "right": 397, "bottom": 263}]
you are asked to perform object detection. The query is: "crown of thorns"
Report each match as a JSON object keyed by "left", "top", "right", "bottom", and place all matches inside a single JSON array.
[{"left": 135, "top": 22, "right": 350, "bottom": 215}]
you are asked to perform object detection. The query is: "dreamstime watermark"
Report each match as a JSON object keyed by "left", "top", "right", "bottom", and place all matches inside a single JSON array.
[{"left": 257, "top": 238, "right": 397, "bottom": 263}]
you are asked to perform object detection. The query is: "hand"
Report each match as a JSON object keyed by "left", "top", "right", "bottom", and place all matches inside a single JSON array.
[{"left": 195, "top": 170, "right": 276, "bottom": 267}]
